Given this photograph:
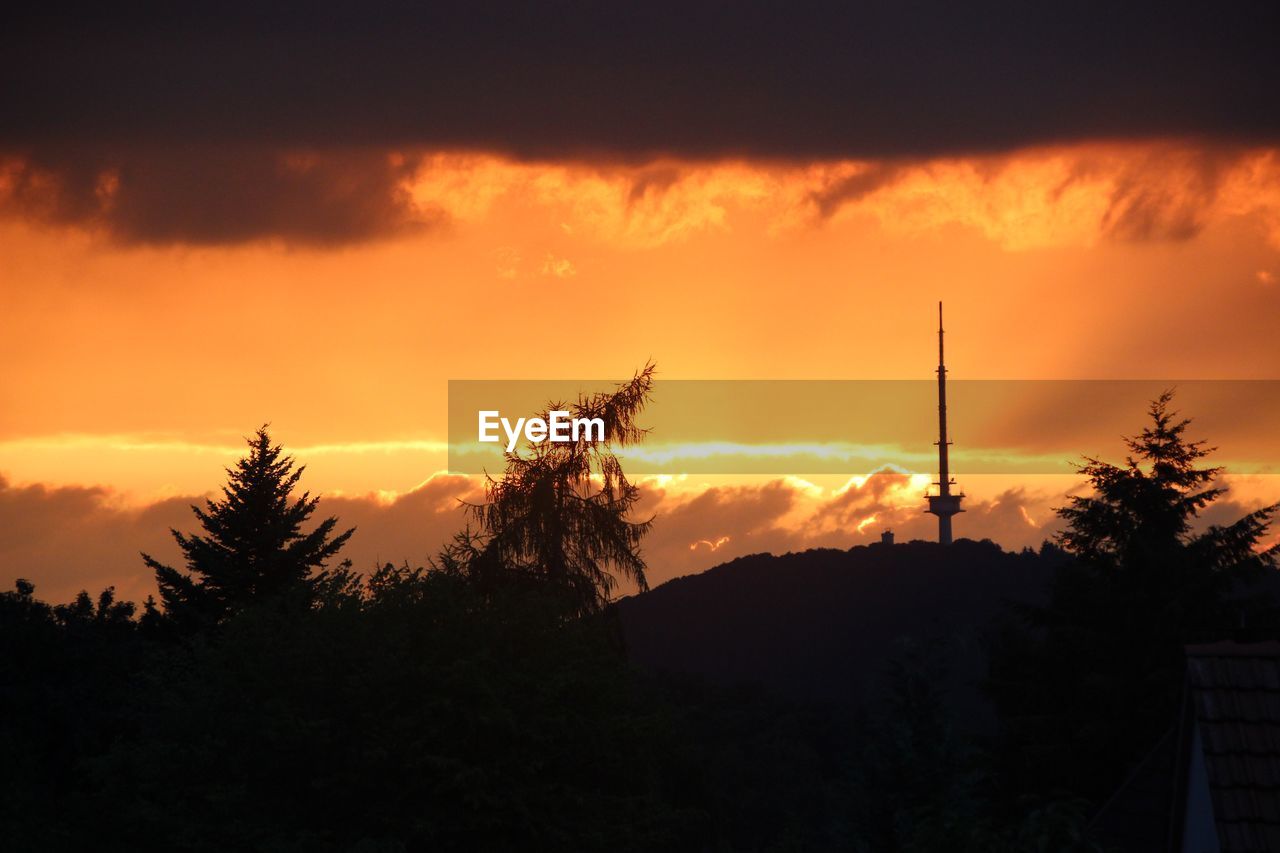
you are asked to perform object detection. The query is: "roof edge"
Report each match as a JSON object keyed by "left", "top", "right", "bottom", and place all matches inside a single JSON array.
[{"left": 1186, "top": 641, "right": 1280, "bottom": 658}]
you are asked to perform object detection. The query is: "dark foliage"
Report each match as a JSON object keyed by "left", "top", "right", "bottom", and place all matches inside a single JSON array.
[
  {"left": 0, "top": 580, "right": 145, "bottom": 850},
  {"left": 94, "top": 570, "right": 708, "bottom": 852},
  {"left": 4, "top": 390, "right": 1275, "bottom": 850},
  {"left": 1, "top": 567, "right": 873, "bottom": 851},
  {"left": 466, "top": 364, "right": 655, "bottom": 618},
  {"left": 987, "top": 391, "right": 1280, "bottom": 807},
  {"left": 143, "top": 426, "right": 355, "bottom": 631},
  {"left": 1, "top": 564, "right": 1104, "bottom": 852}
]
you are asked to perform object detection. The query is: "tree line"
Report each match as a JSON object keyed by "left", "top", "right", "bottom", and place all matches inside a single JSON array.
[{"left": 2, "top": 375, "right": 1278, "bottom": 851}]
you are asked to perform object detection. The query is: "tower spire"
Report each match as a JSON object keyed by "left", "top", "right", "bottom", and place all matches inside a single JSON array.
[{"left": 926, "top": 301, "right": 963, "bottom": 543}]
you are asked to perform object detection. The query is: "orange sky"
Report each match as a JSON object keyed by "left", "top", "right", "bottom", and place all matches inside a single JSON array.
[{"left": 2, "top": 142, "right": 1279, "bottom": 602}]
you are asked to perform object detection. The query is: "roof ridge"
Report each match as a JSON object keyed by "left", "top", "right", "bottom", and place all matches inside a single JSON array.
[{"left": 1187, "top": 641, "right": 1280, "bottom": 658}]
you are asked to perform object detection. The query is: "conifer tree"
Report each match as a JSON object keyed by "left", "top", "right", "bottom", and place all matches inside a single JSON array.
[
  {"left": 143, "top": 426, "right": 354, "bottom": 626},
  {"left": 1057, "top": 389, "right": 1277, "bottom": 606},
  {"left": 467, "top": 364, "right": 655, "bottom": 616},
  {"left": 988, "top": 390, "right": 1279, "bottom": 803}
]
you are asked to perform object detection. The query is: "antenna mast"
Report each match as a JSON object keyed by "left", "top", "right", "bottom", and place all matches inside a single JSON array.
[{"left": 926, "top": 301, "right": 964, "bottom": 544}]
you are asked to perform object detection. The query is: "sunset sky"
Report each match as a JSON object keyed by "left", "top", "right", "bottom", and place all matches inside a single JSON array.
[{"left": 3, "top": 3, "right": 1279, "bottom": 602}]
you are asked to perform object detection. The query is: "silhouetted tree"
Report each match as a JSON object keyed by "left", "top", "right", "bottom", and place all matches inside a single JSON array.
[
  {"left": 467, "top": 364, "right": 655, "bottom": 615},
  {"left": 0, "top": 580, "right": 144, "bottom": 846},
  {"left": 142, "top": 426, "right": 354, "bottom": 628},
  {"left": 1058, "top": 389, "right": 1277, "bottom": 591},
  {"left": 988, "top": 390, "right": 1279, "bottom": 804},
  {"left": 54, "top": 586, "right": 136, "bottom": 628}
]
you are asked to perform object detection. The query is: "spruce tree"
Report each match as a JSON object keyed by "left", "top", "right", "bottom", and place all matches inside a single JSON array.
[
  {"left": 988, "top": 390, "right": 1279, "bottom": 803},
  {"left": 1056, "top": 389, "right": 1278, "bottom": 628},
  {"left": 143, "top": 426, "right": 354, "bottom": 626}
]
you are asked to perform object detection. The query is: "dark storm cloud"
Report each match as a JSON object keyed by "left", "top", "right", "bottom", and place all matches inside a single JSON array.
[
  {"left": 808, "top": 163, "right": 906, "bottom": 218},
  {"left": 5, "top": 1, "right": 1278, "bottom": 160},
  {"left": 2, "top": 1, "right": 1277, "bottom": 245},
  {"left": 1047, "top": 146, "right": 1244, "bottom": 244},
  {"left": 2, "top": 147, "right": 437, "bottom": 246}
]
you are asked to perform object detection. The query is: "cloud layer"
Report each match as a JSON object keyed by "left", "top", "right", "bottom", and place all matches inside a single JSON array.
[
  {"left": 7, "top": 466, "right": 1276, "bottom": 607},
  {"left": 4, "top": 144, "right": 1279, "bottom": 248},
  {"left": 6, "top": 3, "right": 1278, "bottom": 159},
  {"left": 0, "top": 470, "right": 1068, "bottom": 605},
  {"left": 0, "top": 148, "right": 436, "bottom": 245},
  {"left": 4, "top": 4, "right": 1279, "bottom": 245}
]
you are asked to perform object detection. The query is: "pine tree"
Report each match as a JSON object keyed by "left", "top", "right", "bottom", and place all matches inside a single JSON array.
[
  {"left": 988, "top": 390, "right": 1279, "bottom": 803},
  {"left": 467, "top": 364, "right": 655, "bottom": 616},
  {"left": 143, "top": 426, "right": 354, "bottom": 626},
  {"left": 1057, "top": 389, "right": 1277, "bottom": 609}
]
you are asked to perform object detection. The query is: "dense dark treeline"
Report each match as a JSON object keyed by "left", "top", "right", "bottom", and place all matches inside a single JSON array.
[
  {"left": 0, "top": 564, "right": 1104, "bottom": 852},
  {"left": 986, "top": 392, "right": 1280, "bottom": 810},
  {"left": 2, "top": 382, "right": 1278, "bottom": 851}
]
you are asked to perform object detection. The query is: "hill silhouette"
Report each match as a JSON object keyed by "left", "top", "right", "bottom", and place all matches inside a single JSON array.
[{"left": 617, "top": 538, "right": 1061, "bottom": 732}]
